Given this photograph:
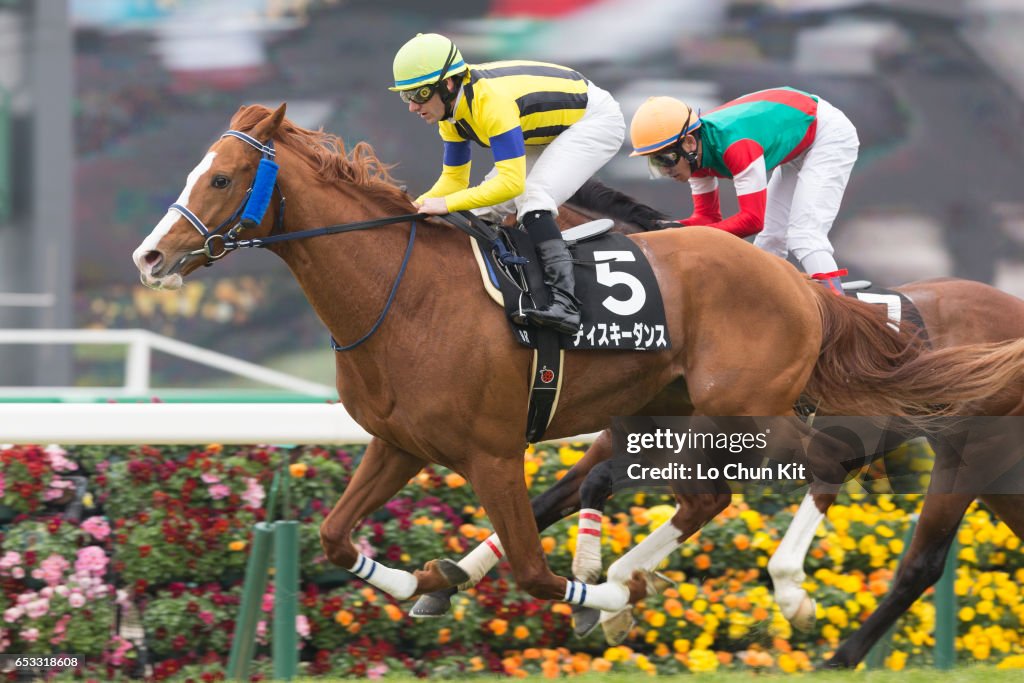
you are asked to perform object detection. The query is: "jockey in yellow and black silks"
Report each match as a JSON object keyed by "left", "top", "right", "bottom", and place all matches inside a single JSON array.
[{"left": 391, "top": 33, "right": 625, "bottom": 334}]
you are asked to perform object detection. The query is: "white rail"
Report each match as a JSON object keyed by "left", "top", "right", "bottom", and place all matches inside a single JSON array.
[
  {"left": 0, "top": 329, "right": 337, "bottom": 399},
  {"left": 0, "top": 403, "right": 369, "bottom": 445}
]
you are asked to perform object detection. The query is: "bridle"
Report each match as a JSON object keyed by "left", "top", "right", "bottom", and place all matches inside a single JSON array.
[
  {"left": 169, "top": 130, "right": 284, "bottom": 261},
  {"left": 162, "top": 129, "right": 495, "bottom": 351}
]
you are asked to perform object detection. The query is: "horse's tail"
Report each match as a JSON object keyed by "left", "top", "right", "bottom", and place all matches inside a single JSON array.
[
  {"left": 566, "top": 179, "right": 669, "bottom": 232},
  {"left": 804, "top": 285, "right": 1024, "bottom": 418}
]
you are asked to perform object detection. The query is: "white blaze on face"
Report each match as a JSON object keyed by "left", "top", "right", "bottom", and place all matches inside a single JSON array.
[{"left": 132, "top": 152, "right": 218, "bottom": 282}]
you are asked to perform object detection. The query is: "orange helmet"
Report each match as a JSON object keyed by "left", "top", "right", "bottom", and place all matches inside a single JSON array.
[{"left": 629, "top": 96, "right": 701, "bottom": 156}]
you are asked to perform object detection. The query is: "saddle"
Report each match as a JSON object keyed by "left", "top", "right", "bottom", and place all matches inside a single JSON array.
[{"left": 445, "top": 212, "right": 672, "bottom": 443}]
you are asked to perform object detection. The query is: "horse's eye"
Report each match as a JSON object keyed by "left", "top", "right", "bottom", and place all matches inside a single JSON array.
[{"left": 211, "top": 175, "right": 231, "bottom": 189}]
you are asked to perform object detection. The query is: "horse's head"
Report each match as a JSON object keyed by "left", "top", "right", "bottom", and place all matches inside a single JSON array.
[{"left": 132, "top": 103, "right": 287, "bottom": 290}]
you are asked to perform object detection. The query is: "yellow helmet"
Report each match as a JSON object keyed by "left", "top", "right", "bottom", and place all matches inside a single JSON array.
[
  {"left": 629, "top": 96, "right": 701, "bottom": 156},
  {"left": 390, "top": 33, "right": 467, "bottom": 92}
]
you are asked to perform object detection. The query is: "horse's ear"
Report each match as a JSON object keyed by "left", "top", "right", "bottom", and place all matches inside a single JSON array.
[{"left": 252, "top": 103, "right": 287, "bottom": 140}]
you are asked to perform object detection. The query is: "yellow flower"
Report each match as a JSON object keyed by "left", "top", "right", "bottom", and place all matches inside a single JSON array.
[
  {"left": 887, "top": 650, "right": 908, "bottom": 671},
  {"left": 646, "top": 504, "right": 676, "bottom": 530},
  {"left": 289, "top": 462, "right": 308, "bottom": 478},
  {"left": 559, "top": 445, "right": 584, "bottom": 466},
  {"left": 686, "top": 649, "right": 719, "bottom": 673},
  {"left": 678, "top": 583, "right": 698, "bottom": 601},
  {"left": 959, "top": 606, "right": 976, "bottom": 622}
]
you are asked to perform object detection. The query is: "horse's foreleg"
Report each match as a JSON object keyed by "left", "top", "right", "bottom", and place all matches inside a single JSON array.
[
  {"left": 465, "top": 451, "right": 640, "bottom": 612},
  {"left": 319, "top": 438, "right": 433, "bottom": 600},
  {"left": 767, "top": 492, "right": 834, "bottom": 630},
  {"left": 411, "top": 431, "right": 614, "bottom": 618},
  {"left": 826, "top": 491, "right": 972, "bottom": 668}
]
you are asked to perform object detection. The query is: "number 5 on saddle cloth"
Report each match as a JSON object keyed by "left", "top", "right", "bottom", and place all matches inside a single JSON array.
[{"left": 445, "top": 211, "right": 672, "bottom": 442}]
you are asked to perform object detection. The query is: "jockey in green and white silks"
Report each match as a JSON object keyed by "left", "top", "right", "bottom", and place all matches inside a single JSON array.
[{"left": 630, "top": 88, "right": 860, "bottom": 295}]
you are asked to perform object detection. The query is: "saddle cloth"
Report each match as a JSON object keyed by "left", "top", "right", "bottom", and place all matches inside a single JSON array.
[
  {"left": 472, "top": 227, "right": 672, "bottom": 351},
  {"left": 849, "top": 284, "right": 927, "bottom": 340}
]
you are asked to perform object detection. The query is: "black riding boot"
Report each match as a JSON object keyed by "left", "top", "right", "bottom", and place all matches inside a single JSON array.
[{"left": 522, "top": 238, "right": 581, "bottom": 334}]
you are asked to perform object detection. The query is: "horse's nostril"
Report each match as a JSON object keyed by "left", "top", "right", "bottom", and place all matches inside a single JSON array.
[{"left": 144, "top": 251, "right": 162, "bottom": 267}]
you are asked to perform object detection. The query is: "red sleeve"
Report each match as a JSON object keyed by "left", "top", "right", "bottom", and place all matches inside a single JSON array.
[
  {"left": 699, "top": 139, "right": 768, "bottom": 238},
  {"left": 679, "top": 187, "right": 723, "bottom": 226}
]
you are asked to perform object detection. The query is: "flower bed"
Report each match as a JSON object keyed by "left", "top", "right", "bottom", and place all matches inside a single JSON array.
[{"left": 1, "top": 442, "right": 1023, "bottom": 681}]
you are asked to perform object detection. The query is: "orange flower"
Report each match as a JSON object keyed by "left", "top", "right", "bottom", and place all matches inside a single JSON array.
[
  {"left": 489, "top": 618, "right": 509, "bottom": 636},
  {"left": 206, "top": 444, "right": 224, "bottom": 454},
  {"left": 592, "top": 658, "right": 612, "bottom": 672},
  {"left": 551, "top": 603, "right": 572, "bottom": 615},
  {"left": 752, "top": 606, "right": 770, "bottom": 621},
  {"left": 360, "top": 587, "right": 377, "bottom": 602},
  {"left": 346, "top": 622, "right": 361, "bottom": 634},
  {"left": 523, "top": 648, "right": 541, "bottom": 659},
  {"left": 541, "top": 536, "right": 556, "bottom": 553},
  {"left": 445, "top": 472, "right": 466, "bottom": 487},
  {"left": 289, "top": 462, "right": 308, "bottom": 478},
  {"left": 664, "top": 598, "right": 683, "bottom": 618},
  {"left": 541, "top": 661, "right": 560, "bottom": 678},
  {"left": 228, "top": 540, "right": 247, "bottom": 552},
  {"left": 384, "top": 604, "right": 403, "bottom": 621},
  {"left": 469, "top": 656, "right": 485, "bottom": 672},
  {"left": 334, "top": 610, "right": 354, "bottom": 626},
  {"left": 447, "top": 537, "right": 464, "bottom": 553},
  {"left": 438, "top": 628, "right": 451, "bottom": 645},
  {"left": 459, "top": 523, "right": 478, "bottom": 538},
  {"left": 733, "top": 534, "right": 750, "bottom": 551},
  {"left": 695, "top": 554, "right": 711, "bottom": 571},
  {"left": 514, "top": 625, "right": 530, "bottom": 639}
]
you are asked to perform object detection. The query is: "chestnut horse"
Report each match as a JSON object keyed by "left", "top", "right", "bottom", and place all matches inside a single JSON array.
[{"left": 132, "top": 103, "right": 1024, "bottom": 617}]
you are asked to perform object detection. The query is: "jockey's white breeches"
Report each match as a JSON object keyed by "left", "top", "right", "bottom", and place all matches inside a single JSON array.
[
  {"left": 475, "top": 81, "right": 625, "bottom": 221},
  {"left": 753, "top": 97, "right": 860, "bottom": 265}
]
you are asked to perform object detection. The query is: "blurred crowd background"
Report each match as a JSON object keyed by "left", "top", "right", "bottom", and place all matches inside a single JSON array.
[{"left": 1, "top": 0, "right": 1024, "bottom": 389}]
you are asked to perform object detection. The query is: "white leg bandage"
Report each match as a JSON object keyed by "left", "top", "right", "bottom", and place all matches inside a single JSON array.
[
  {"left": 562, "top": 579, "right": 629, "bottom": 611},
  {"left": 768, "top": 494, "right": 824, "bottom": 621},
  {"left": 349, "top": 553, "right": 418, "bottom": 600},
  {"left": 607, "top": 506, "right": 683, "bottom": 584},
  {"left": 572, "top": 509, "right": 604, "bottom": 583},
  {"left": 456, "top": 534, "right": 505, "bottom": 590}
]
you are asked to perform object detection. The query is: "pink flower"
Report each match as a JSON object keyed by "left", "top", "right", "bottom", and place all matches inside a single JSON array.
[
  {"left": 296, "top": 614, "right": 310, "bottom": 638},
  {"left": 201, "top": 473, "right": 221, "bottom": 484},
  {"left": 261, "top": 591, "right": 274, "bottom": 612},
  {"left": 3, "top": 606, "right": 23, "bottom": 623},
  {"left": 44, "top": 445, "right": 78, "bottom": 472},
  {"left": 40, "top": 554, "right": 69, "bottom": 586},
  {"left": 0, "top": 470, "right": 5, "bottom": 498},
  {"left": 242, "top": 477, "right": 265, "bottom": 509},
  {"left": 367, "top": 663, "right": 389, "bottom": 679},
  {"left": 25, "top": 598, "right": 49, "bottom": 619},
  {"left": 74, "top": 546, "right": 109, "bottom": 576},
  {"left": 208, "top": 484, "right": 230, "bottom": 500},
  {"left": 81, "top": 516, "right": 111, "bottom": 541},
  {"left": 20, "top": 627, "right": 39, "bottom": 642},
  {"left": 0, "top": 551, "right": 21, "bottom": 571},
  {"left": 68, "top": 593, "right": 86, "bottom": 609},
  {"left": 198, "top": 610, "right": 215, "bottom": 626}
]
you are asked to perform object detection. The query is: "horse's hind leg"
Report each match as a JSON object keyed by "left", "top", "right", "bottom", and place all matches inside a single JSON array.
[
  {"left": 826, "top": 490, "right": 972, "bottom": 668},
  {"left": 320, "top": 438, "right": 459, "bottom": 599},
  {"left": 767, "top": 492, "right": 835, "bottom": 631}
]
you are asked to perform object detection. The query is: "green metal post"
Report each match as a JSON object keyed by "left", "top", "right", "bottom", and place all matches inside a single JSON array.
[
  {"left": 227, "top": 522, "right": 275, "bottom": 680},
  {"left": 272, "top": 521, "right": 300, "bottom": 681},
  {"left": 866, "top": 514, "right": 919, "bottom": 669},
  {"left": 933, "top": 532, "right": 959, "bottom": 669}
]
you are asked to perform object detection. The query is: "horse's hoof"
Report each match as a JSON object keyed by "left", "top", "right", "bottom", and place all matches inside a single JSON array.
[
  {"left": 435, "top": 558, "right": 471, "bottom": 586},
  {"left": 409, "top": 587, "right": 457, "bottom": 619},
  {"left": 572, "top": 606, "right": 601, "bottom": 638},
  {"left": 790, "top": 595, "right": 816, "bottom": 632},
  {"left": 646, "top": 571, "right": 676, "bottom": 595},
  {"left": 600, "top": 609, "right": 635, "bottom": 646}
]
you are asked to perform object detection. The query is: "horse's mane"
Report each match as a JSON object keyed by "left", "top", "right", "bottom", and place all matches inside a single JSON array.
[
  {"left": 566, "top": 179, "right": 669, "bottom": 232},
  {"left": 230, "top": 104, "right": 415, "bottom": 214}
]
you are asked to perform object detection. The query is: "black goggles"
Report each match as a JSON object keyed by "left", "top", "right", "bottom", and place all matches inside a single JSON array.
[
  {"left": 399, "top": 84, "right": 436, "bottom": 105},
  {"left": 649, "top": 148, "right": 683, "bottom": 168}
]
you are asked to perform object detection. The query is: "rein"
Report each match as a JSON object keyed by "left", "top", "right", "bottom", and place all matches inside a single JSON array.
[{"left": 170, "top": 129, "right": 518, "bottom": 350}]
